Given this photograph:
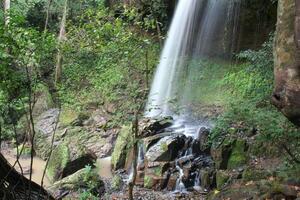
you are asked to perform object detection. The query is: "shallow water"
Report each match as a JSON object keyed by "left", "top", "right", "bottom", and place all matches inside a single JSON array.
[
  {"left": 97, "top": 156, "right": 113, "bottom": 179},
  {"left": 4, "top": 150, "right": 51, "bottom": 187}
]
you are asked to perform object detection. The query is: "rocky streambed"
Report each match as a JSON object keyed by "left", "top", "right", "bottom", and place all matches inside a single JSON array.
[{"left": 111, "top": 116, "right": 215, "bottom": 194}]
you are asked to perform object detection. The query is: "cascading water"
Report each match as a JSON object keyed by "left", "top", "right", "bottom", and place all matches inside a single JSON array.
[
  {"left": 144, "top": 0, "right": 242, "bottom": 194},
  {"left": 146, "top": 0, "right": 241, "bottom": 119}
]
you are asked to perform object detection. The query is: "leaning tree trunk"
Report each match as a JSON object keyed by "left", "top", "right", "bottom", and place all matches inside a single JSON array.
[
  {"left": 0, "top": 153, "right": 54, "bottom": 200},
  {"left": 272, "top": 0, "right": 300, "bottom": 126}
]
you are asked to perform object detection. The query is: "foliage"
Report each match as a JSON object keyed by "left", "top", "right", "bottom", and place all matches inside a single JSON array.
[
  {"left": 114, "top": 0, "right": 169, "bottom": 32},
  {"left": 0, "top": 11, "right": 56, "bottom": 139},
  {"left": 78, "top": 165, "right": 100, "bottom": 200},
  {"left": 210, "top": 34, "right": 300, "bottom": 164},
  {"left": 58, "top": 5, "right": 159, "bottom": 123}
]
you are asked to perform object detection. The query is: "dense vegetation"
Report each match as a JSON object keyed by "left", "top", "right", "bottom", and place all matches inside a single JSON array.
[{"left": 0, "top": 0, "right": 300, "bottom": 199}]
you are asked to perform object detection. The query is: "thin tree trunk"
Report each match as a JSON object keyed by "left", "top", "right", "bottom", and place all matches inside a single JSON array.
[
  {"left": 55, "top": 0, "right": 68, "bottom": 86},
  {"left": 4, "top": 0, "right": 10, "bottom": 26},
  {"left": 44, "top": 0, "right": 53, "bottom": 33},
  {"left": 128, "top": 112, "right": 139, "bottom": 200}
]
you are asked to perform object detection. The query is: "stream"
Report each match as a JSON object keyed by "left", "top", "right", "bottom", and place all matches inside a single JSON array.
[{"left": 3, "top": 145, "right": 113, "bottom": 188}]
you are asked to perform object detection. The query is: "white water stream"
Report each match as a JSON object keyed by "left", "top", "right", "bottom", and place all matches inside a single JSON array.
[{"left": 145, "top": 0, "right": 242, "bottom": 193}]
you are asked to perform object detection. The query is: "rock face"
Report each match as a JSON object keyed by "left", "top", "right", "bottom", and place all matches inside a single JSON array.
[
  {"left": 34, "top": 109, "right": 60, "bottom": 159},
  {"left": 272, "top": 0, "right": 300, "bottom": 126}
]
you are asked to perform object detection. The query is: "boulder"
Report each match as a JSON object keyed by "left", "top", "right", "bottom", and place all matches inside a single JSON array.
[
  {"left": 211, "top": 138, "right": 233, "bottom": 169},
  {"left": 145, "top": 134, "right": 186, "bottom": 162},
  {"left": 111, "top": 125, "right": 133, "bottom": 170},
  {"left": 34, "top": 108, "right": 60, "bottom": 159},
  {"left": 139, "top": 116, "right": 173, "bottom": 137},
  {"left": 46, "top": 139, "right": 97, "bottom": 183},
  {"left": 32, "top": 84, "right": 54, "bottom": 118},
  {"left": 48, "top": 168, "right": 104, "bottom": 199},
  {"left": 198, "top": 127, "right": 210, "bottom": 152}
]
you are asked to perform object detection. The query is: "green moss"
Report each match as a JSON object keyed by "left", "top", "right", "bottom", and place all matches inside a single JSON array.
[
  {"left": 46, "top": 142, "right": 70, "bottom": 183},
  {"left": 60, "top": 109, "right": 79, "bottom": 126},
  {"left": 242, "top": 168, "right": 271, "bottom": 182},
  {"left": 160, "top": 142, "right": 168, "bottom": 152},
  {"left": 111, "top": 125, "right": 133, "bottom": 170},
  {"left": 111, "top": 175, "right": 122, "bottom": 191},
  {"left": 154, "top": 166, "right": 163, "bottom": 176},
  {"left": 216, "top": 170, "right": 230, "bottom": 190},
  {"left": 227, "top": 139, "right": 248, "bottom": 169},
  {"left": 144, "top": 175, "right": 153, "bottom": 189}
]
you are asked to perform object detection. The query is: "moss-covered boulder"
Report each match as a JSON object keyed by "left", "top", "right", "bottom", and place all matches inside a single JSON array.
[
  {"left": 227, "top": 139, "right": 248, "bottom": 169},
  {"left": 46, "top": 138, "right": 97, "bottom": 183},
  {"left": 48, "top": 168, "right": 105, "bottom": 199},
  {"left": 111, "top": 125, "right": 133, "bottom": 170}
]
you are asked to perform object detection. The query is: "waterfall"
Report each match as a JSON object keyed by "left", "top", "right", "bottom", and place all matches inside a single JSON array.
[{"left": 145, "top": 0, "right": 241, "bottom": 119}]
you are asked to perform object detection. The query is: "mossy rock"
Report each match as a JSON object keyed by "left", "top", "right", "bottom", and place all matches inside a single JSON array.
[
  {"left": 211, "top": 137, "right": 234, "bottom": 169},
  {"left": 216, "top": 170, "right": 230, "bottom": 190},
  {"left": 46, "top": 143, "right": 70, "bottom": 183},
  {"left": 46, "top": 138, "right": 97, "bottom": 183},
  {"left": 144, "top": 175, "right": 154, "bottom": 189},
  {"left": 48, "top": 168, "right": 105, "bottom": 199},
  {"left": 60, "top": 109, "right": 79, "bottom": 127},
  {"left": 111, "top": 125, "right": 133, "bottom": 170},
  {"left": 111, "top": 175, "right": 123, "bottom": 191},
  {"left": 227, "top": 139, "right": 248, "bottom": 169},
  {"left": 33, "top": 84, "right": 54, "bottom": 117}
]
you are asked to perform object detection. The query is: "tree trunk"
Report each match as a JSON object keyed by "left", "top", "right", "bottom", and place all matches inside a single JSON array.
[
  {"left": 128, "top": 113, "right": 138, "bottom": 200},
  {"left": 0, "top": 153, "right": 54, "bottom": 200},
  {"left": 3, "top": 0, "right": 10, "bottom": 26},
  {"left": 272, "top": 0, "right": 300, "bottom": 126},
  {"left": 55, "top": 0, "right": 68, "bottom": 86},
  {"left": 44, "top": 0, "right": 53, "bottom": 33}
]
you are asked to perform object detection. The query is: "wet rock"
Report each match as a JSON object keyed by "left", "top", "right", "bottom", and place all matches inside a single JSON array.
[
  {"left": 198, "top": 127, "right": 210, "bottom": 152},
  {"left": 111, "top": 125, "right": 133, "bottom": 170},
  {"left": 139, "top": 116, "right": 173, "bottom": 138},
  {"left": 145, "top": 134, "right": 186, "bottom": 162},
  {"left": 143, "top": 132, "right": 173, "bottom": 151}
]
